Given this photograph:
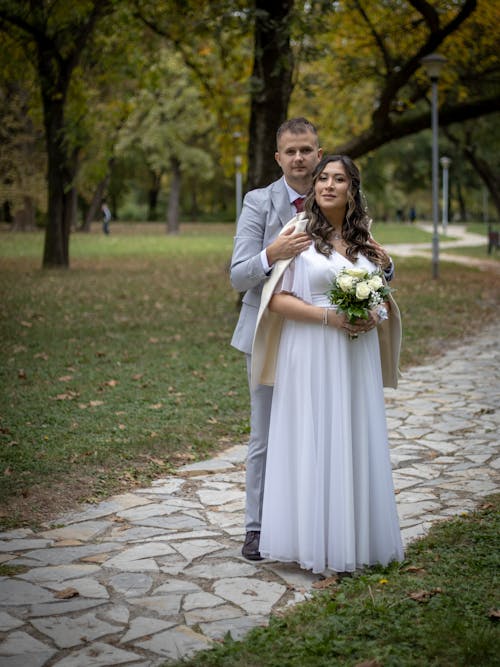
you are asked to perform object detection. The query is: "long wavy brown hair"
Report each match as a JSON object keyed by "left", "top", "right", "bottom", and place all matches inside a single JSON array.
[{"left": 304, "top": 155, "right": 391, "bottom": 268}]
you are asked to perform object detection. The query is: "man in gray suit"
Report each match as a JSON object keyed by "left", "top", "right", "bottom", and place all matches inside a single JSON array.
[{"left": 230, "top": 117, "right": 322, "bottom": 560}]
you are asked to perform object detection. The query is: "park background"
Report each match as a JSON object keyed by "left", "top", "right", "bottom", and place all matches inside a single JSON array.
[{"left": 0, "top": 3, "right": 499, "bottom": 664}]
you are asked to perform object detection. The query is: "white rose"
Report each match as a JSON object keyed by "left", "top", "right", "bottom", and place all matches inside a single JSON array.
[
  {"left": 337, "top": 274, "right": 355, "bottom": 292},
  {"left": 367, "top": 275, "right": 383, "bottom": 290},
  {"left": 356, "top": 281, "right": 372, "bottom": 300}
]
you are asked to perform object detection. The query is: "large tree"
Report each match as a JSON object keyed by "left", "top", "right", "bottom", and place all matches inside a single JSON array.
[{"left": 0, "top": 0, "right": 115, "bottom": 267}]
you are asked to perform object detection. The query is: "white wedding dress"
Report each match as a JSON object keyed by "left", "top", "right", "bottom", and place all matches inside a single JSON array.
[{"left": 259, "top": 244, "right": 404, "bottom": 574}]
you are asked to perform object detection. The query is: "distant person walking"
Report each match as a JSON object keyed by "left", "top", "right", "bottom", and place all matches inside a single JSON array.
[
  {"left": 101, "top": 200, "right": 111, "bottom": 235},
  {"left": 409, "top": 206, "right": 416, "bottom": 224}
]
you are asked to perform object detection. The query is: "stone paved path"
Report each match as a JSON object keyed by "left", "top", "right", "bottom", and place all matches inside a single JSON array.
[{"left": 1, "top": 332, "right": 499, "bottom": 663}]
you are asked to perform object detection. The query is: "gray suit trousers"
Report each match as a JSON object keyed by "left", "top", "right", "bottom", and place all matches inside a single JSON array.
[{"left": 245, "top": 354, "right": 273, "bottom": 531}]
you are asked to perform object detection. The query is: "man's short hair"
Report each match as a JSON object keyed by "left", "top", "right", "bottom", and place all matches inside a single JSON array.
[{"left": 276, "top": 117, "right": 319, "bottom": 146}]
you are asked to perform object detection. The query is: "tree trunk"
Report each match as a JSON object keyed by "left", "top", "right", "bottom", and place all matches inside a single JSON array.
[
  {"left": 246, "top": 0, "right": 295, "bottom": 191},
  {"left": 456, "top": 181, "right": 467, "bottom": 222},
  {"left": 148, "top": 169, "right": 162, "bottom": 221},
  {"left": 167, "top": 157, "right": 181, "bottom": 234},
  {"left": 463, "top": 149, "right": 500, "bottom": 221},
  {"left": 37, "top": 44, "right": 75, "bottom": 268}
]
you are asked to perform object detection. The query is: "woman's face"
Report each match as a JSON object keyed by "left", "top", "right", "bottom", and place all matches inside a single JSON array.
[{"left": 314, "top": 161, "right": 350, "bottom": 217}]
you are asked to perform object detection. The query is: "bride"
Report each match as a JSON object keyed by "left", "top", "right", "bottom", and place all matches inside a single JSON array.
[{"left": 253, "top": 154, "right": 404, "bottom": 574}]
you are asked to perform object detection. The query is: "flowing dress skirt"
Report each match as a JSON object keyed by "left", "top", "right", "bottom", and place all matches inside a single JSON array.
[{"left": 259, "top": 248, "right": 404, "bottom": 573}]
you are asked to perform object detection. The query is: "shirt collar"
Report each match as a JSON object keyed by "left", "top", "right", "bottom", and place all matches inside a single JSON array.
[{"left": 283, "top": 179, "right": 305, "bottom": 204}]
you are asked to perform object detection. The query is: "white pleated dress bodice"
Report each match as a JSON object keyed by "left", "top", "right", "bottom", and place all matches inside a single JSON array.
[{"left": 259, "top": 244, "right": 404, "bottom": 574}]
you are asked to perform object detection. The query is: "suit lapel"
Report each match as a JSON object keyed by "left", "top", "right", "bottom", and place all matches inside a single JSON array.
[{"left": 271, "top": 177, "right": 294, "bottom": 227}]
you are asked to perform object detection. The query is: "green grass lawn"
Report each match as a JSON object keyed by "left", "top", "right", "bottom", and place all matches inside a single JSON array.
[{"left": 1, "top": 223, "right": 499, "bottom": 527}]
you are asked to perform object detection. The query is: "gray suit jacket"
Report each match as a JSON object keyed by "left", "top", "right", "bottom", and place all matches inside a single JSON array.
[{"left": 230, "top": 176, "right": 295, "bottom": 354}]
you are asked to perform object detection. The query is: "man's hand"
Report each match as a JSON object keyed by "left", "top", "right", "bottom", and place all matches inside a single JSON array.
[{"left": 266, "top": 225, "right": 311, "bottom": 266}]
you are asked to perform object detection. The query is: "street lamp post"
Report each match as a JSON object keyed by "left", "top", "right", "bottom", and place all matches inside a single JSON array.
[
  {"left": 421, "top": 52, "right": 447, "bottom": 279},
  {"left": 440, "top": 156, "right": 451, "bottom": 235}
]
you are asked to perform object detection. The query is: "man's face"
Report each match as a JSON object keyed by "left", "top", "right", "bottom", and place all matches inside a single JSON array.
[{"left": 275, "top": 130, "right": 322, "bottom": 190}]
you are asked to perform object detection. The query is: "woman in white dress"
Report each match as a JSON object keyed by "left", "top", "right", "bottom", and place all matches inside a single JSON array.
[{"left": 257, "top": 155, "right": 404, "bottom": 574}]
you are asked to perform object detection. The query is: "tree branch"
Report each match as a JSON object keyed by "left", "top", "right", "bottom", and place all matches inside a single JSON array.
[{"left": 335, "top": 97, "right": 500, "bottom": 158}]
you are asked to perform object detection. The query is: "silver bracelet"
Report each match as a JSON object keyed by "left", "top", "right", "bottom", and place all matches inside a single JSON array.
[
  {"left": 322, "top": 308, "right": 329, "bottom": 326},
  {"left": 376, "top": 304, "right": 389, "bottom": 322}
]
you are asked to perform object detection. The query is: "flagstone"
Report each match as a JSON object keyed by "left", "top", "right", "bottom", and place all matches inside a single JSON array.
[
  {"left": 0, "top": 554, "right": 16, "bottom": 563},
  {"left": 31, "top": 612, "right": 122, "bottom": 649},
  {"left": 184, "top": 604, "right": 245, "bottom": 625},
  {"left": 39, "top": 521, "right": 111, "bottom": 542},
  {"left": 200, "top": 615, "right": 268, "bottom": 641},
  {"left": 173, "top": 539, "right": 226, "bottom": 561},
  {"left": 107, "top": 526, "right": 166, "bottom": 542},
  {"left": 102, "top": 542, "right": 175, "bottom": 572},
  {"left": 0, "top": 579, "right": 54, "bottom": 605},
  {"left": 132, "top": 515, "right": 206, "bottom": 531},
  {"left": 266, "top": 563, "right": 319, "bottom": 590},
  {"left": 159, "top": 557, "right": 189, "bottom": 575},
  {"left": 46, "top": 578, "right": 109, "bottom": 599},
  {"left": 127, "top": 594, "right": 182, "bottom": 616},
  {"left": 0, "top": 611, "right": 24, "bottom": 631},
  {"left": 213, "top": 577, "right": 286, "bottom": 615},
  {"left": 100, "top": 604, "right": 129, "bottom": 624},
  {"left": 21, "top": 543, "right": 122, "bottom": 566},
  {"left": 28, "top": 598, "right": 107, "bottom": 617},
  {"left": 0, "top": 538, "right": 53, "bottom": 553},
  {"left": 196, "top": 489, "right": 244, "bottom": 506},
  {"left": 120, "top": 616, "right": 176, "bottom": 643},
  {"left": 153, "top": 529, "right": 220, "bottom": 542},
  {"left": 136, "top": 624, "right": 212, "bottom": 659},
  {"left": 183, "top": 559, "right": 257, "bottom": 580},
  {"left": 109, "top": 573, "right": 153, "bottom": 597},
  {"left": 179, "top": 459, "right": 235, "bottom": 474},
  {"left": 0, "top": 528, "right": 34, "bottom": 539},
  {"left": 183, "top": 592, "right": 225, "bottom": 611},
  {"left": 115, "top": 503, "right": 179, "bottom": 521},
  {"left": 50, "top": 641, "right": 143, "bottom": 666},
  {"left": 143, "top": 478, "right": 185, "bottom": 493},
  {"left": 205, "top": 510, "right": 242, "bottom": 528},
  {"left": 153, "top": 579, "right": 201, "bottom": 595},
  {"left": 0, "top": 631, "right": 56, "bottom": 667},
  {"left": 19, "top": 564, "right": 100, "bottom": 584}
]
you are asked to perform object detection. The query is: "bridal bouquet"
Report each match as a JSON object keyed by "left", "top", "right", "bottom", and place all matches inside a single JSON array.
[{"left": 327, "top": 267, "right": 392, "bottom": 323}]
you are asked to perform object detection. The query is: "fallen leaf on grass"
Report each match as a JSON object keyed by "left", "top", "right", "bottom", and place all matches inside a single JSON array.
[
  {"left": 408, "top": 588, "right": 442, "bottom": 603},
  {"left": 89, "top": 400, "right": 104, "bottom": 407},
  {"left": 19, "top": 320, "right": 32, "bottom": 328},
  {"left": 148, "top": 337, "right": 159, "bottom": 344},
  {"left": 488, "top": 608, "right": 500, "bottom": 621},
  {"left": 58, "top": 375, "right": 73, "bottom": 382},
  {"left": 103, "top": 379, "right": 119, "bottom": 387},
  {"left": 53, "top": 391, "right": 80, "bottom": 401},
  {"left": 149, "top": 403, "right": 163, "bottom": 410},
  {"left": 34, "top": 352, "right": 49, "bottom": 360},
  {"left": 312, "top": 575, "right": 339, "bottom": 589},
  {"left": 54, "top": 587, "right": 79, "bottom": 599},
  {"left": 404, "top": 565, "right": 426, "bottom": 574},
  {"left": 132, "top": 373, "right": 144, "bottom": 381},
  {"left": 18, "top": 369, "right": 27, "bottom": 379},
  {"left": 3, "top": 467, "right": 12, "bottom": 476}
]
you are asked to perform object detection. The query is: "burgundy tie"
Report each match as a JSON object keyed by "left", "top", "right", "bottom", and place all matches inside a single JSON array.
[{"left": 293, "top": 197, "right": 305, "bottom": 213}]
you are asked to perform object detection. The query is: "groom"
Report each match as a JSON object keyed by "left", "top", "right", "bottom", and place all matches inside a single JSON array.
[{"left": 230, "top": 118, "right": 322, "bottom": 560}]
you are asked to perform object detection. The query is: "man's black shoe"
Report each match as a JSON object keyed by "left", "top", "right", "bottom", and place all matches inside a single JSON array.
[{"left": 242, "top": 530, "right": 263, "bottom": 561}]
